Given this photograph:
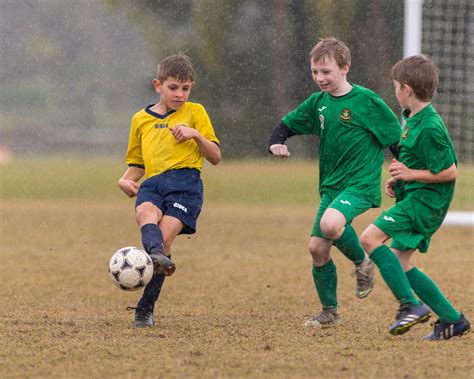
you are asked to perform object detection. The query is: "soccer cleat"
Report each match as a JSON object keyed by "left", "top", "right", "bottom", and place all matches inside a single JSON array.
[
  {"left": 303, "top": 307, "right": 340, "bottom": 327},
  {"left": 424, "top": 313, "right": 471, "bottom": 340},
  {"left": 353, "top": 259, "right": 375, "bottom": 299},
  {"left": 389, "top": 302, "right": 431, "bottom": 335},
  {"left": 149, "top": 252, "right": 176, "bottom": 276},
  {"left": 127, "top": 306, "right": 154, "bottom": 328}
]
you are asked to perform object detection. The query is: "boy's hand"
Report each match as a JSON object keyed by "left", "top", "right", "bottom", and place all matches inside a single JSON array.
[
  {"left": 269, "top": 144, "right": 291, "bottom": 158},
  {"left": 389, "top": 158, "right": 413, "bottom": 181},
  {"left": 170, "top": 123, "right": 198, "bottom": 142},
  {"left": 385, "top": 177, "right": 397, "bottom": 198},
  {"left": 118, "top": 179, "right": 140, "bottom": 198}
]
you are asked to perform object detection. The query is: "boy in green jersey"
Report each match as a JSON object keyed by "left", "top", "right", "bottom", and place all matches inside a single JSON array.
[
  {"left": 268, "top": 37, "right": 401, "bottom": 327},
  {"left": 360, "top": 55, "right": 470, "bottom": 339}
]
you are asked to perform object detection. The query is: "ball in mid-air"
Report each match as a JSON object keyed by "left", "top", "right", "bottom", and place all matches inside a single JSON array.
[{"left": 108, "top": 247, "right": 153, "bottom": 291}]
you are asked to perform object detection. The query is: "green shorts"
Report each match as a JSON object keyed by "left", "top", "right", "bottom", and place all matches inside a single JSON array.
[
  {"left": 311, "top": 191, "right": 373, "bottom": 238},
  {"left": 373, "top": 203, "right": 431, "bottom": 253}
]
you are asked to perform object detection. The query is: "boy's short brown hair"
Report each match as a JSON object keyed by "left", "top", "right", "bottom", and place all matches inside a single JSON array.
[
  {"left": 158, "top": 54, "right": 194, "bottom": 83},
  {"left": 310, "top": 37, "right": 351, "bottom": 68},
  {"left": 390, "top": 54, "right": 438, "bottom": 102}
]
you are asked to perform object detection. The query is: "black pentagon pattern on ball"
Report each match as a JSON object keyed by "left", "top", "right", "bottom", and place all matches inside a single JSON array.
[
  {"left": 111, "top": 271, "right": 121, "bottom": 281},
  {"left": 121, "top": 258, "right": 133, "bottom": 270},
  {"left": 136, "top": 266, "right": 146, "bottom": 277},
  {"left": 120, "top": 248, "right": 131, "bottom": 256}
]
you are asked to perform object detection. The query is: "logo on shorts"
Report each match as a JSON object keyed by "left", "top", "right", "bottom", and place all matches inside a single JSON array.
[
  {"left": 384, "top": 215, "right": 395, "bottom": 222},
  {"left": 340, "top": 108, "right": 352, "bottom": 122},
  {"left": 340, "top": 200, "right": 352, "bottom": 206},
  {"left": 173, "top": 202, "right": 188, "bottom": 213}
]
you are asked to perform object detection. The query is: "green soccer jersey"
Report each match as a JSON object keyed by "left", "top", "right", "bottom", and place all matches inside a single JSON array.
[
  {"left": 397, "top": 104, "right": 457, "bottom": 233},
  {"left": 282, "top": 84, "right": 401, "bottom": 206}
]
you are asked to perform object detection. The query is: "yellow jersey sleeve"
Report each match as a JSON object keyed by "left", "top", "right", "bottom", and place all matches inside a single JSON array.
[{"left": 125, "top": 102, "right": 219, "bottom": 178}]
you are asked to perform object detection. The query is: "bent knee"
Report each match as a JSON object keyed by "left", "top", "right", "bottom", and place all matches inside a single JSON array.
[
  {"left": 359, "top": 230, "right": 377, "bottom": 253},
  {"left": 320, "top": 221, "right": 343, "bottom": 240}
]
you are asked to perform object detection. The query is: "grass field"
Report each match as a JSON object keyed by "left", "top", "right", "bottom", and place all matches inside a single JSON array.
[{"left": 1, "top": 158, "right": 473, "bottom": 378}]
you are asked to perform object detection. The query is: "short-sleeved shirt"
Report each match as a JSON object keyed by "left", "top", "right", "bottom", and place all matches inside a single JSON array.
[
  {"left": 394, "top": 104, "right": 457, "bottom": 236},
  {"left": 282, "top": 84, "right": 401, "bottom": 207},
  {"left": 126, "top": 102, "right": 219, "bottom": 178}
]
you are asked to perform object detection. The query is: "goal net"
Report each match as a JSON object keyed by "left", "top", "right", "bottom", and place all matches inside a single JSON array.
[{"left": 422, "top": 0, "right": 474, "bottom": 161}]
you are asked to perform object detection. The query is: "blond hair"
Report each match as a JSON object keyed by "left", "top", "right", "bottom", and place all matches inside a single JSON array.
[{"left": 310, "top": 37, "right": 351, "bottom": 68}]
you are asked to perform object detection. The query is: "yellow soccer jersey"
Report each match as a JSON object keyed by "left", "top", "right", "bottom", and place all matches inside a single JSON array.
[{"left": 126, "top": 102, "right": 219, "bottom": 178}]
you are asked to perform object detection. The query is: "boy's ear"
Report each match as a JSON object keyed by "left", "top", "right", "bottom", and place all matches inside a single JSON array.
[
  {"left": 403, "top": 84, "right": 414, "bottom": 97},
  {"left": 341, "top": 64, "right": 350, "bottom": 75},
  {"left": 152, "top": 79, "right": 161, "bottom": 93}
]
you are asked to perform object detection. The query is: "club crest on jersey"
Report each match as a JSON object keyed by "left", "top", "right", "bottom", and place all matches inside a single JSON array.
[
  {"left": 154, "top": 123, "right": 169, "bottom": 129},
  {"left": 340, "top": 108, "right": 352, "bottom": 122},
  {"left": 402, "top": 127, "right": 409, "bottom": 139}
]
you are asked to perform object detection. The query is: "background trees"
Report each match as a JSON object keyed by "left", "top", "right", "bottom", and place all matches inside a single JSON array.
[{"left": 1, "top": 0, "right": 403, "bottom": 157}]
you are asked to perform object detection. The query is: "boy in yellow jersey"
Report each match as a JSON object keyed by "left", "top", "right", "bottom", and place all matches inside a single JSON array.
[{"left": 118, "top": 54, "right": 221, "bottom": 328}]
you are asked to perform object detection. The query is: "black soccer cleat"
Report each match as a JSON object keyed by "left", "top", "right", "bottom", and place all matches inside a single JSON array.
[
  {"left": 149, "top": 252, "right": 176, "bottom": 276},
  {"left": 424, "top": 313, "right": 471, "bottom": 340},
  {"left": 389, "top": 302, "right": 431, "bottom": 335},
  {"left": 127, "top": 306, "right": 154, "bottom": 328}
]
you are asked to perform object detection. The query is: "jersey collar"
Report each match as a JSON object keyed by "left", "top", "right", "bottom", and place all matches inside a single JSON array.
[{"left": 145, "top": 104, "right": 176, "bottom": 119}]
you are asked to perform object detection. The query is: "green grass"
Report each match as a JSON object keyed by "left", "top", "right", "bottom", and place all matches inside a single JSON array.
[{"left": 0, "top": 156, "right": 473, "bottom": 209}]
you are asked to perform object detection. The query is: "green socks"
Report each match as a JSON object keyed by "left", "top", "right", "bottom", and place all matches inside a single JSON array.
[
  {"left": 370, "top": 245, "right": 419, "bottom": 305},
  {"left": 312, "top": 259, "right": 338, "bottom": 309},
  {"left": 406, "top": 267, "right": 461, "bottom": 323},
  {"left": 333, "top": 225, "right": 366, "bottom": 265}
]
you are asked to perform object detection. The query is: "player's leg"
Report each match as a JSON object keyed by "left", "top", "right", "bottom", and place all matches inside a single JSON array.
[
  {"left": 304, "top": 236, "right": 340, "bottom": 327},
  {"left": 394, "top": 249, "right": 470, "bottom": 339},
  {"left": 133, "top": 216, "right": 184, "bottom": 328},
  {"left": 136, "top": 202, "right": 164, "bottom": 254},
  {"left": 303, "top": 194, "right": 340, "bottom": 327},
  {"left": 136, "top": 201, "right": 175, "bottom": 275},
  {"left": 360, "top": 221, "right": 430, "bottom": 335},
  {"left": 135, "top": 175, "right": 176, "bottom": 276},
  {"left": 320, "top": 193, "right": 374, "bottom": 298}
]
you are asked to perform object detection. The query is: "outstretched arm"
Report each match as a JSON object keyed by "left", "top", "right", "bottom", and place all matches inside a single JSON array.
[
  {"left": 170, "top": 124, "right": 221, "bottom": 165},
  {"left": 268, "top": 121, "right": 295, "bottom": 158},
  {"left": 118, "top": 166, "right": 145, "bottom": 197},
  {"left": 389, "top": 159, "right": 457, "bottom": 183}
]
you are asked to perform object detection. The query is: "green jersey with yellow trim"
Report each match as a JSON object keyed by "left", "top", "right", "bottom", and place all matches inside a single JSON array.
[
  {"left": 282, "top": 84, "right": 401, "bottom": 206},
  {"left": 126, "top": 102, "right": 219, "bottom": 178}
]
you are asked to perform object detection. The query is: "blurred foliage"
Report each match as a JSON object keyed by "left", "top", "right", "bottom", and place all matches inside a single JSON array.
[
  {"left": 1, "top": 0, "right": 403, "bottom": 157},
  {"left": 107, "top": 0, "right": 403, "bottom": 157}
]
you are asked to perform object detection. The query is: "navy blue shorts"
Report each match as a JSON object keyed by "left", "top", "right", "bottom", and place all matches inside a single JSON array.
[{"left": 135, "top": 169, "right": 203, "bottom": 234}]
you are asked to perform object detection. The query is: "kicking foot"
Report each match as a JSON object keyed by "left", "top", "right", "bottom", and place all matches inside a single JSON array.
[{"left": 149, "top": 252, "right": 176, "bottom": 276}]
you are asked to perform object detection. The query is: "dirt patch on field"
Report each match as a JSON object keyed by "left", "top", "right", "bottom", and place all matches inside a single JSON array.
[{"left": 1, "top": 200, "right": 472, "bottom": 378}]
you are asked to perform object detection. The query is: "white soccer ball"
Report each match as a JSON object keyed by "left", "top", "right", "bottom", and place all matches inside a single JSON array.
[{"left": 108, "top": 247, "right": 153, "bottom": 291}]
